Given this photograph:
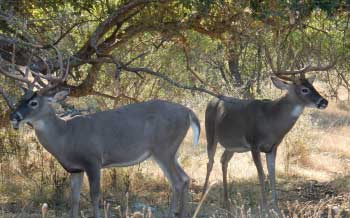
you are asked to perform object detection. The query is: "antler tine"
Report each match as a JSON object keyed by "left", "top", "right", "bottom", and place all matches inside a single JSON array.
[
  {"left": 265, "top": 45, "right": 295, "bottom": 82},
  {"left": 0, "top": 64, "right": 33, "bottom": 85},
  {"left": 275, "top": 64, "right": 311, "bottom": 75},
  {"left": 0, "top": 41, "right": 70, "bottom": 97},
  {"left": 265, "top": 42, "right": 337, "bottom": 82},
  {"left": 36, "top": 47, "right": 70, "bottom": 95},
  {"left": 36, "top": 64, "right": 70, "bottom": 95},
  {"left": 274, "top": 73, "right": 294, "bottom": 82},
  {"left": 0, "top": 86, "right": 15, "bottom": 110},
  {"left": 51, "top": 45, "right": 65, "bottom": 79},
  {"left": 273, "top": 57, "right": 337, "bottom": 76}
]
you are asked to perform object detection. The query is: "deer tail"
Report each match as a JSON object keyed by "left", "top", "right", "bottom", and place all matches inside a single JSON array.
[{"left": 189, "top": 110, "right": 201, "bottom": 146}]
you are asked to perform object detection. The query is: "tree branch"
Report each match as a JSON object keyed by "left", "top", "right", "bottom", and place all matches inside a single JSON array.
[{"left": 121, "top": 65, "right": 223, "bottom": 98}]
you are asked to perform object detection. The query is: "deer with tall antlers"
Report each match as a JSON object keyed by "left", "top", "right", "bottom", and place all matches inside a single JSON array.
[
  {"left": 0, "top": 52, "right": 200, "bottom": 218},
  {"left": 201, "top": 59, "right": 333, "bottom": 212}
]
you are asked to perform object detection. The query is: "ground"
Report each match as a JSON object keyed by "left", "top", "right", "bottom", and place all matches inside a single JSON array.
[{"left": 1, "top": 87, "right": 350, "bottom": 218}]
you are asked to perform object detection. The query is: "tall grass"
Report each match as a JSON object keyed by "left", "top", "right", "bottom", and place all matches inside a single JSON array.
[{"left": 1, "top": 89, "right": 350, "bottom": 217}]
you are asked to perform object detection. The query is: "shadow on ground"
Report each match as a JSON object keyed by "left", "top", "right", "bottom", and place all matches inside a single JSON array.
[
  {"left": 1, "top": 175, "right": 350, "bottom": 217},
  {"left": 190, "top": 175, "right": 350, "bottom": 218}
]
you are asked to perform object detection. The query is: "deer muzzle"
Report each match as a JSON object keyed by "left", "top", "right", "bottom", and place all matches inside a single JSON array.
[
  {"left": 10, "top": 112, "right": 23, "bottom": 130},
  {"left": 316, "top": 98, "right": 328, "bottom": 109}
]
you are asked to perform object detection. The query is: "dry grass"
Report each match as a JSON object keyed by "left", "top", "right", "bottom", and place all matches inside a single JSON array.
[{"left": 2, "top": 88, "right": 350, "bottom": 217}]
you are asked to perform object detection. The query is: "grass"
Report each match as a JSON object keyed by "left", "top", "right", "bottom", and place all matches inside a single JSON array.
[{"left": 1, "top": 89, "right": 350, "bottom": 217}]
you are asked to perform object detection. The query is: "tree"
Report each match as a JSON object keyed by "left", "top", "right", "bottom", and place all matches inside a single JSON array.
[{"left": 0, "top": 0, "right": 349, "bottom": 120}]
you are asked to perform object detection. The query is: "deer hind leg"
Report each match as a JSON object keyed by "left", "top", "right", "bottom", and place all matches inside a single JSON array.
[
  {"left": 174, "top": 160, "right": 190, "bottom": 218},
  {"left": 220, "top": 150, "right": 234, "bottom": 209},
  {"left": 202, "top": 137, "right": 218, "bottom": 197},
  {"left": 70, "top": 172, "right": 84, "bottom": 218},
  {"left": 154, "top": 156, "right": 184, "bottom": 218},
  {"left": 251, "top": 149, "right": 267, "bottom": 212},
  {"left": 202, "top": 102, "right": 219, "bottom": 197}
]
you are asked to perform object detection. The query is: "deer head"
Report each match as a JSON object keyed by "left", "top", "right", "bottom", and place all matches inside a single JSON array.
[
  {"left": 271, "top": 75, "right": 328, "bottom": 109},
  {"left": 0, "top": 48, "right": 70, "bottom": 129},
  {"left": 264, "top": 45, "right": 333, "bottom": 110},
  {"left": 10, "top": 89, "right": 69, "bottom": 129}
]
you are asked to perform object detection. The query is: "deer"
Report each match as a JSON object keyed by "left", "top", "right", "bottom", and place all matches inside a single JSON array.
[
  {"left": 0, "top": 60, "right": 200, "bottom": 218},
  {"left": 201, "top": 62, "right": 332, "bottom": 213}
]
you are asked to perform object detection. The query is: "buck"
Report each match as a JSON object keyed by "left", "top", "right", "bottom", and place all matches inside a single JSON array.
[
  {"left": 1, "top": 64, "right": 200, "bottom": 218},
  {"left": 201, "top": 69, "right": 329, "bottom": 212}
]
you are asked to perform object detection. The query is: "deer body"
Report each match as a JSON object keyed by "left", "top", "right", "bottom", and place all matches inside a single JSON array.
[
  {"left": 11, "top": 95, "right": 200, "bottom": 218},
  {"left": 202, "top": 76, "right": 328, "bottom": 213},
  {"left": 34, "top": 100, "right": 192, "bottom": 170},
  {"left": 210, "top": 96, "right": 301, "bottom": 153}
]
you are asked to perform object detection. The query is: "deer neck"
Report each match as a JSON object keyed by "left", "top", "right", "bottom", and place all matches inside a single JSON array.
[
  {"left": 260, "top": 94, "right": 305, "bottom": 142},
  {"left": 33, "top": 107, "right": 66, "bottom": 156},
  {"left": 275, "top": 94, "right": 305, "bottom": 120}
]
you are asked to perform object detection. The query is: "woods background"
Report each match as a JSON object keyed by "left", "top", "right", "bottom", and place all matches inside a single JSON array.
[{"left": 1, "top": 0, "right": 350, "bottom": 217}]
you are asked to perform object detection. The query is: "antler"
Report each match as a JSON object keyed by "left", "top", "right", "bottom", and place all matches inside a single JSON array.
[
  {"left": 264, "top": 45, "right": 337, "bottom": 82},
  {"left": 18, "top": 51, "right": 67, "bottom": 92},
  {"left": 0, "top": 43, "right": 69, "bottom": 106},
  {"left": 35, "top": 52, "right": 70, "bottom": 95},
  {"left": 272, "top": 60, "right": 337, "bottom": 75}
]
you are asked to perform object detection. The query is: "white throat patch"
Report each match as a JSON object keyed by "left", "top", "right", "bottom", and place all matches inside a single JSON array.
[
  {"left": 291, "top": 105, "right": 303, "bottom": 117},
  {"left": 33, "top": 120, "right": 46, "bottom": 130}
]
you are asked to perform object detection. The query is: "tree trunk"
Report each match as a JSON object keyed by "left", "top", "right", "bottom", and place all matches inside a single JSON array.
[{"left": 227, "top": 48, "right": 242, "bottom": 86}]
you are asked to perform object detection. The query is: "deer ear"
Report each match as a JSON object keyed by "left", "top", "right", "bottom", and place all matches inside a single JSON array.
[
  {"left": 307, "top": 75, "right": 316, "bottom": 84},
  {"left": 50, "top": 89, "right": 70, "bottom": 103},
  {"left": 271, "top": 76, "right": 290, "bottom": 90}
]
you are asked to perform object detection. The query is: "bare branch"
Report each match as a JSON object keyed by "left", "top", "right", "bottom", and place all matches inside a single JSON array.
[
  {"left": 0, "top": 35, "right": 43, "bottom": 49},
  {"left": 121, "top": 65, "right": 223, "bottom": 98},
  {"left": 49, "top": 20, "right": 94, "bottom": 47},
  {"left": 92, "top": 90, "right": 139, "bottom": 102},
  {"left": 89, "top": 0, "right": 165, "bottom": 49},
  {"left": 124, "top": 51, "right": 150, "bottom": 66}
]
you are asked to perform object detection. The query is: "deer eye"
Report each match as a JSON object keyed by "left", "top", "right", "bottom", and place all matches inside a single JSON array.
[
  {"left": 29, "top": 100, "right": 38, "bottom": 107},
  {"left": 301, "top": 88, "right": 310, "bottom": 94}
]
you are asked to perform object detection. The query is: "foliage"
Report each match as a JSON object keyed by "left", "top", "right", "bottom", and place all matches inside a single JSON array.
[{"left": 1, "top": 0, "right": 350, "bottom": 215}]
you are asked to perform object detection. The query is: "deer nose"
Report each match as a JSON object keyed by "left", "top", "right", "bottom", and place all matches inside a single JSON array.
[
  {"left": 10, "top": 112, "right": 23, "bottom": 130},
  {"left": 10, "top": 112, "right": 23, "bottom": 121},
  {"left": 317, "top": 98, "right": 328, "bottom": 109}
]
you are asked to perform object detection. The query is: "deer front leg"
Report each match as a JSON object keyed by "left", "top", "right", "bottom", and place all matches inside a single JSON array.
[
  {"left": 70, "top": 172, "right": 84, "bottom": 218},
  {"left": 86, "top": 167, "right": 101, "bottom": 218},
  {"left": 266, "top": 146, "right": 280, "bottom": 214},
  {"left": 251, "top": 149, "right": 267, "bottom": 211}
]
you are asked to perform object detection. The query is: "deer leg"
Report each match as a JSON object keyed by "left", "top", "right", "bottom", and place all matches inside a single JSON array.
[
  {"left": 70, "top": 172, "right": 84, "bottom": 218},
  {"left": 202, "top": 139, "right": 218, "bottom": 197},
  {"left": 220, "top": 150, "right": 234, "bottom": 208},
  {"left": 251, "top": 149, "right": 267, "bottom": 211},
  {"left": 174, "top": 160, "right": 189, "bottom": 218},
  {"left": 266, "top": 146, "right": 280, "bottom": 214},
  {"left": 86, "top": 167, "right": 101, "bottom": 218},
  {"left": 154, "top": 156, "right": 183, "bottom": 218}
]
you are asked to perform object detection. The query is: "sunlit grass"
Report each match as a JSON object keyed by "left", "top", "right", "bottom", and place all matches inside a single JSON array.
[{"left": 1, "top": 90, "right": 350, "bottom": 217}]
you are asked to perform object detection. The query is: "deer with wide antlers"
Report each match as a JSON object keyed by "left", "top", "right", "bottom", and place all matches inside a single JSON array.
[
  {"left": 201, "top": 58, "right": 334, "bottom": 212},
  {"left": 0, "top": 54, "right": 200, "bottom": 218}
]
